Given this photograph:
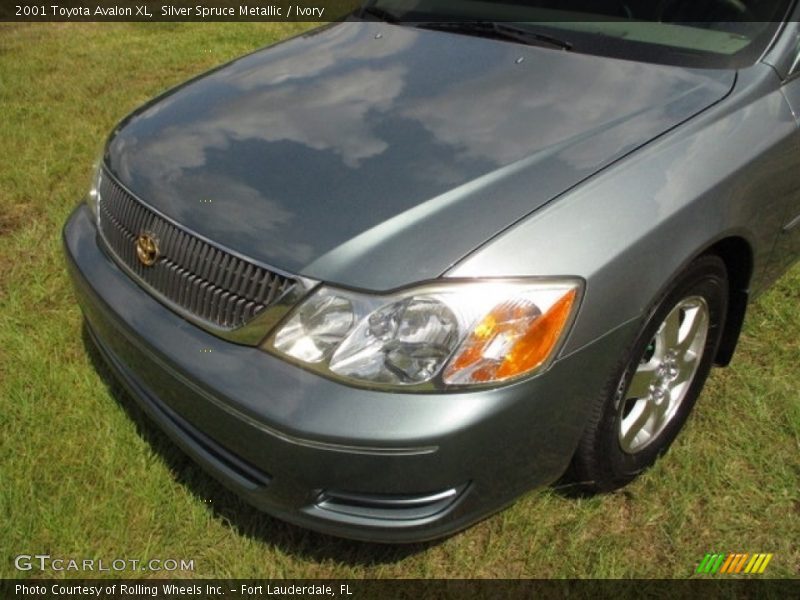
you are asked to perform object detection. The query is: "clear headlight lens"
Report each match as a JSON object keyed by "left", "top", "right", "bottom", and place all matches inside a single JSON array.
[
  {"left": 85, "top": 155, "right": 104, "bottom": 220},
  {"left": 273, "top": 292, "right": 354, "bottom": 363},
  {"left": 330, "top": 297, "right": 459, "bottom": 385},
  {"left": 267, "top": 279, "right": 582, "bottom": 389}
]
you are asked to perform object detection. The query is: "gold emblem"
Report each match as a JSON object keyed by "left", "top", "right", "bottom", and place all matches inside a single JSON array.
[{"left": 135, "top": 232, "right": 160, "bottom": 267}]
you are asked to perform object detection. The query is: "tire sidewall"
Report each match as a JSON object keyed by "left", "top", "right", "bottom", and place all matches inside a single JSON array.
[{"left": 602, "top": 256, "right": 729, "bottom": 484}]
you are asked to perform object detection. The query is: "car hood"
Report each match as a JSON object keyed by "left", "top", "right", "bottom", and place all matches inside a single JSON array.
[{"left": 106, "top": 21, "right": 734, "bottom": 290}]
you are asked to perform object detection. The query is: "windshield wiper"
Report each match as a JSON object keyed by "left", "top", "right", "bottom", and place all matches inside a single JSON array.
[{"left": 415, "top": 21, "right": 573, "bottom": 51}]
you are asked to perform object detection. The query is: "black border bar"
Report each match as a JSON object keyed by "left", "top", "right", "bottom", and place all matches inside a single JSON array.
[{"left": 2, "top": 579, "right": 799, "bottom": 600}]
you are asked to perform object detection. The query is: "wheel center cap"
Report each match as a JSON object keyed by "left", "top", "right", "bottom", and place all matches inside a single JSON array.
[
  {"left": 650, "top": 353, "right": 680, "bottom": 400},
  {"left": 661, "top": 353, "right": 679, "bottom": 382}
]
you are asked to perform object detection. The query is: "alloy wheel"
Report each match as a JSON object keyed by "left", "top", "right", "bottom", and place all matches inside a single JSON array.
[{"left": 617, "top": 296, "right": 710, "bottom": 453}]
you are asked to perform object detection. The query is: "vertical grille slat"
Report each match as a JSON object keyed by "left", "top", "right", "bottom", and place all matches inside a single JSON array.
[
  {"left": 208, "top": 251, "right": 221, "bottom": 287},
  {"left": 176, "top": 231, "right": 190, "bottom": 268},
  {"left": 231, "top": 297, "right": 244, "bottom": 326},
  {"left": 265, "top": 275, "right": 281, "bottom": 305},
  {"left": 96, "top": 170, "right": 299, "bottom": 330},
  {"left": 216, "top": 291, "right": 230, "bottom": 325},
  {"left": 199, "top": 281, "right": 213, "bottom": 321},
  {"left": 255, "top": 271, "right": 271, "bottom": 302},
  {"left": 216, "top": 253, "right": 231, "bottom": 291},
  {"left": 196, "top": 243, "right": 211, "bottom": 282},
  {"left": 230, "top": 256, "right": 246, "bottom": 294},
  {"left": 243, "top": 301, "right": 256, "bottom": 323}
]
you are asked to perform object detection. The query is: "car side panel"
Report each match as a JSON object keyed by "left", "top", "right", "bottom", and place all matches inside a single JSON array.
[{"left": 773, "top": 74, "right": 800, "bottom": 275}]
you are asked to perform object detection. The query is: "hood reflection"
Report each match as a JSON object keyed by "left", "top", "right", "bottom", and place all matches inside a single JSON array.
[{"left": 107, "top": 21, "right": 733, "bottom": 286}]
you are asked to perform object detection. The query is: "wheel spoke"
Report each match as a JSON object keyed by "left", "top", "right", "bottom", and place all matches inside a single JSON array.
[
  {"left": 659, "top": 307, "right": 682, "bottom": 351},
  {"left": 674, "top": 352, "right": 698, "bottom": 385},
  {"left": 676, "top": 304, "right": 708, "bottom": 353},
  {"left": 627, "top": 361, "right": 657, "bottom": 399},
  {"left": 621, "top": 400, "right": 655, "bottom": 449},
  {"left": 651, "top": 395, "right": 670, "bottom": 429}
]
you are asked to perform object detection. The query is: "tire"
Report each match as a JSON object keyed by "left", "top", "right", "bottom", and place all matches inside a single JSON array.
[{"left": 566, "top": 254, "right": 729, "bottom": 493}]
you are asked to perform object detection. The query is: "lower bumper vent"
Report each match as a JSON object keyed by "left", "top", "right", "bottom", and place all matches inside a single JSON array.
[{"left": 316, "top": 486, "right": 466, "bottom": 521}]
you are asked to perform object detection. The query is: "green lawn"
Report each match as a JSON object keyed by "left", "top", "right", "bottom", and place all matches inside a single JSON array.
[{"left": 0, "top": 23, "right": 798, "bottom": 579}]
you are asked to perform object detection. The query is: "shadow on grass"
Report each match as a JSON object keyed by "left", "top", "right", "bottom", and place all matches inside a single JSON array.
[{"left": 81, "top": 324, "right": 437, "bottom": 567}]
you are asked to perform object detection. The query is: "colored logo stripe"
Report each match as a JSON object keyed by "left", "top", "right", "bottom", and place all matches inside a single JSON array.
[
  {"left": 696, "top": 554, "right": 725, "bottom": 574},
  {"left": 697, "top": 553, "right": 773, "bottom": 574}
]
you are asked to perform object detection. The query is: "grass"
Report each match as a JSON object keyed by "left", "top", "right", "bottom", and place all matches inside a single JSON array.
[{"left": 0, "top": 22, "right": 798, "bottom": 580}]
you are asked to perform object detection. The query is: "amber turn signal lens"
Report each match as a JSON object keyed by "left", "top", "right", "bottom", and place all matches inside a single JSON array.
[{"left": 443, "top": 288, "right": 578, "bottom": 384}]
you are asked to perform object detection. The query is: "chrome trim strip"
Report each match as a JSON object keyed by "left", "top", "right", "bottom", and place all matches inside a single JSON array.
[{"left": 321, "top": 488, "right": 458, "bottom": 507}]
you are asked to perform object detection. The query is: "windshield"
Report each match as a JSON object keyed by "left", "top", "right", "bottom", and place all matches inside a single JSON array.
[{"left": 362, "top": 0, "right": 796, "bottom": 68}]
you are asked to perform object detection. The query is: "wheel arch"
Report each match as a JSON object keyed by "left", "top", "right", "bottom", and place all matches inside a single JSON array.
[{"left": 700, "top": 236, "right": 754, "bottom": 366}]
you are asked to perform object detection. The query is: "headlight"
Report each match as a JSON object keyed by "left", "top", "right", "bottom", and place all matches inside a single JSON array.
[
  {"left": 265, "top": 279, "right": 582, "bottom": 390},
  {"left": 85, "top": 154, "right": 104, "bottom": 220}
]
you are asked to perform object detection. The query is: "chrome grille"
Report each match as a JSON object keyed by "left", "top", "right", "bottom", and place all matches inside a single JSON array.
[{"left": 96, "top": 170, "right": 300, "bottom": 330}]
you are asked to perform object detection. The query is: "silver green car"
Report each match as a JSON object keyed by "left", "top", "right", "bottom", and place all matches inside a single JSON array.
[{"left": 64, "top": 1, "right": 800, "bottom": 541}]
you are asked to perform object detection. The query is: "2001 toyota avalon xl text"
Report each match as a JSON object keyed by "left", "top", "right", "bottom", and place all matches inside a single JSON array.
[{"left": 63, "top": 0, "right": 800, "bottom": 542}]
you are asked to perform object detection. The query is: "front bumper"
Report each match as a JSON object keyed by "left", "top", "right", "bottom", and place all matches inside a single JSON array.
[{"left": 63, "top": 204, "right": 635, "bottom": 542}]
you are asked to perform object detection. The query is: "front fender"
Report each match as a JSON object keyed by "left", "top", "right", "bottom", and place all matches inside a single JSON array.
[{"left": 448, "top": 65, "right": 798, "bottom": 357}]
